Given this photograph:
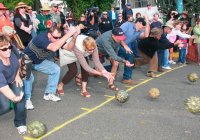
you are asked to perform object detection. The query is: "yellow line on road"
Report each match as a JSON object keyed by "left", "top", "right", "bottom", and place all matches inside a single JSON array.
[
  {"left": 81, "top": 108, "right": 91, "bottom": 111},
  {"left": 23, "top": 65, "right": 186, "bottom": 140},
  {"left": 104, "top": 95, "right": 114, "bottom": 98}
]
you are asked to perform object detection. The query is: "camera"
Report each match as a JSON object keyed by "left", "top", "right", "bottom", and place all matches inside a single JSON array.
[{"left": 86, "top": 7, "right": 99, "bottom": 16}]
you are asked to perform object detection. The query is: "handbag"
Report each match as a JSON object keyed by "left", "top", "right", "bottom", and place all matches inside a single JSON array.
[{"left": 19, "top": 54, "right": 33, "bottom": 80}]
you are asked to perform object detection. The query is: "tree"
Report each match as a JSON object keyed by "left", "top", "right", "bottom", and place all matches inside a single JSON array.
[
  {"left": 156, "top": 0, "right": 200, "bottom": 16},
  {"left": 2, "top": 0, "right": 38, "bottom": 10},
  {"left": 184, "top": 0, "right": 200, "bottom": 17},
  {"left": 65, "top": 0, "right": 114, "bottom": 20}
]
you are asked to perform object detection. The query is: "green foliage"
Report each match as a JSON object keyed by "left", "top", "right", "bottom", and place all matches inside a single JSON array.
[
  {"left": 184, "top": 0, "right": 200, "bottom": 14},
  {"left": 156, "top": 0, "right": 176, "bottom": 15},
  {"left": 65, "top": 0, "right": 114, "bottom": 20},
  {"left": 2, "top": 0, "right": 34, "bottom": 10},
  {"left": 156, "top": 0, "right": 200, "bottom": 15}
]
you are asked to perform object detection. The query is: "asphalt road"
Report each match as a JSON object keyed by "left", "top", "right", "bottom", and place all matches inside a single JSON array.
[{"left": 1, "top": 62, "right": 200, "bottom": 140}]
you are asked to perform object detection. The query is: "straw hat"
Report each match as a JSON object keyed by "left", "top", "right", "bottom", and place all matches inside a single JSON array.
[
  {"left": 163, "top": 22, "right": 174, "bottom": 29},
  {"left": 182, "top": 11, "right": 188, "bottom": 16},
  {"left": 15, "top": 2, "right": 28, "bottom": 10},
  {"left": 0, "top": 3, "right": 8, "bottom": 10},
  {"left": 40, "top": 3, "right": 50, "bottom": 11}
]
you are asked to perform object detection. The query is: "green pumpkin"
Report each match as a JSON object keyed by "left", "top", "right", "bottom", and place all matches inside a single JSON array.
[
  {"left": 185, "top": 96, "right": 200, "bottom": 114},
  {"left": 148, "top": 88, "right": 160, "bottom": 99},
  {"left": 115, "top": 90, "right": 129, "bottom": 103},
  {"left": 187, "top": 73, "right": 198, "bottom": 83},
  {"left": 28, "top": 121, "right": 47, "bottom": 138}
]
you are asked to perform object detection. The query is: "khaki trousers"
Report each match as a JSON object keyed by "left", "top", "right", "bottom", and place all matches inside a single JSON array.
[{"left": 134, "top": 50, "right": 158, "bottom": 72}]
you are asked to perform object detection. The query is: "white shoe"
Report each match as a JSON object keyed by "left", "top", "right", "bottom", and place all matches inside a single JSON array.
[
  {"left": 162, "top": 66, "right": 172, "bottom": 70},
  {"left": 16, "top": 126, "right": 27, "bottom": 135},
  {"left": 169, "top": 60, "right": 176, "bottom": 64},
  {"left": 43, "top": 94, "right": 61, "bottom": 102},
  {"left": 25, "top": 99, "right": 34, "bottom": 110}
]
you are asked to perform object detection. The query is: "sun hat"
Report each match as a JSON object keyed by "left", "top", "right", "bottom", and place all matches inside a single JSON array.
[
  {"left": 182, "top": 11, "right": 188, "bottom": 16},
  {"left": 162, "top": 22, "right": 174, "bottom": 29},
  {"left": 0, "top": 3, "right": 8, "bottom": 10},
  {"left": 40, "top": 3, "right": 51, "bottom": 11},
  {"left": 15, "top": 2, "right": 28, "bottom": 10},
  {"left": 112, "top": 27, "right": 126, "bottom": 41}
]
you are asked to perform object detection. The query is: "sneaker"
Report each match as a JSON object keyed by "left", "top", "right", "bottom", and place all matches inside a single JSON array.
[
  {"left": 178, "top": 62, "right": 183, "bottom": 65},
  {"left": 162, "top": 66, "right": 172, "bottom": 70},
  {"left": 169, "top": 60, "right": 176, "bottom": 64},
  {"left": 43, "top": 94, "right": 61, "bottom": 102},
  {"left": 16, "top": 126, "right": 27, "bottom": 135},
  {"left": 121, "top": 79, "right": 137, "bottom": 85},
  {"left": 147, "top": 72, "right": 158, "bottom": 78},
  {"left": 25, "top": 99, "right": 34, "bottom": 110}
]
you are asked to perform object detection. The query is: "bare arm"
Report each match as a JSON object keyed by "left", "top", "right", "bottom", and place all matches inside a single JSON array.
[
  {"left": 0, "top": 86, "right": 23, "bottom": 103},
  {"left": 47, "top": 26, "right": 78, "bottom": 52},
  {"left": 140, "top": 15, "right": 150, "bottom": 39}
]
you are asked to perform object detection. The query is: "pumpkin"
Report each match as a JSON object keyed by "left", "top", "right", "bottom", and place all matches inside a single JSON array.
[
  {"left": 187, "top": 72, "right": 198, "bottom": 83},
  {"left": 184, "top": 96, "right": 200, "bottom": 114},
  {"left": 148, "top": 88, "right": 160, "bottom": 99},
  {"left": 27, "top": 121, "right": 47, "bottom": 138},
  {"left": 115, "top": 90, "right": 129, "bottom": 103}
]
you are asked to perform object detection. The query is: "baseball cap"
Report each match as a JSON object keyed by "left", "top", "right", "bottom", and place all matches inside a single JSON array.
[
  {"left": 112, "top": 28, "right": 126, "bottom": 41},
  {"left": 126, "top": 2, "right": 131, "bottom": 6},
  {"left": 51, "top": 3, "right": 57, "bottom": 7},
  {"left": 135, "top": 18, "right": 146, "bottom": 26},
  {"left": 149, "top": 28, "right": 163, "bottom": 37}
]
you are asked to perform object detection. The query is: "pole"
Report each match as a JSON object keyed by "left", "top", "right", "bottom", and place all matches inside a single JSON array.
[{"left": 177, "top": 0, "right": 183, "bottom": 14}]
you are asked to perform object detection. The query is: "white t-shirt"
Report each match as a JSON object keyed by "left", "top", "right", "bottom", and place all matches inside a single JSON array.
[{"left": 59, "top": 35, "right": 90, "bottom": 67}]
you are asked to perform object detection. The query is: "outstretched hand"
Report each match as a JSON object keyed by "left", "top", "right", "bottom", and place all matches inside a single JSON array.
[
  {"left": 125, "top": 60, "right": 134, "bottom": 67},
  {"left": 125, "top": 47, "right": 133, "bottom": 54},
  {"left": 102, "top": 70, "right": 115, "bottom": 82}
]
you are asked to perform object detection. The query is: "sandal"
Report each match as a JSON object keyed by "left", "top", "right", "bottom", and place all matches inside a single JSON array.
[
  {"left": 108, "top": 84, "right": 119, "bottom": 91},
  {"left": 81, "top": 91, "right": 91, "bottom": 98},
  {"left": 57, "top": 88, "right": 65, "bottom": 96},
  {"left": 75, "top": 75, "right": 82, "bottom": 86}
]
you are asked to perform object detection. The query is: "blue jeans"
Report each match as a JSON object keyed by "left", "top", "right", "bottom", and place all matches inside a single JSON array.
[
  {"left": 31, "top": 29, "right": 37, "bottom": 39},
  {"left": 0, "top": 82, "right": 26, "bottom": 127},
  {"left": 158, "top": 49, "right": 169, "bottom": 67},
  {"left": 23, "top": 73, "right": 34, "bottom": 100},
  {"left": 178, "top": 48, "right": 186, "bottom": 63},
  {"left": 132, "top": 40, "right": 140, "bottom": 58},
  {"left": 111, "top": 20, "right": 116, "bottom": 28},
  {"left": 118, "top": 43, "right": 134, "bottom": 80},
  {"left": 32, "top": 60, "right": 60, "bottom": 94}
]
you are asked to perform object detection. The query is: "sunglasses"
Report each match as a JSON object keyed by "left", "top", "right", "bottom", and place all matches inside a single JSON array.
[
  {"left": 0, "top": 45, "right": 12, "bottom": 52},
  {"left": 20, "top": 7, "right": 26, "bottom": 9},
  {"left": 54, "top": 6, "right": 58, "bottom": 8},
  {"left": 28, "top": 9, "right": 32, "bottom": 10},
  {"left": 51, "top": 33, "right": 61, "bottom": 39},
  {"left": 86, "top": 47, "right": 95, "bottom": 51}
]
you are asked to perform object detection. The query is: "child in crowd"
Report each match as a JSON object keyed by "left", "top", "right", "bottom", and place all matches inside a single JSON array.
[{"left": 177, "top": 27, "right": 189, "bottom": 64}]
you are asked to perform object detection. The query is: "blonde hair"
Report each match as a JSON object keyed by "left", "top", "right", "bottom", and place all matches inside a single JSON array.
[
  {"left": 83, "top": 37, "right": 96, "bottom": 49},
  {"left": 0, "top": 33, "right": 11, "bottom": 48}
]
